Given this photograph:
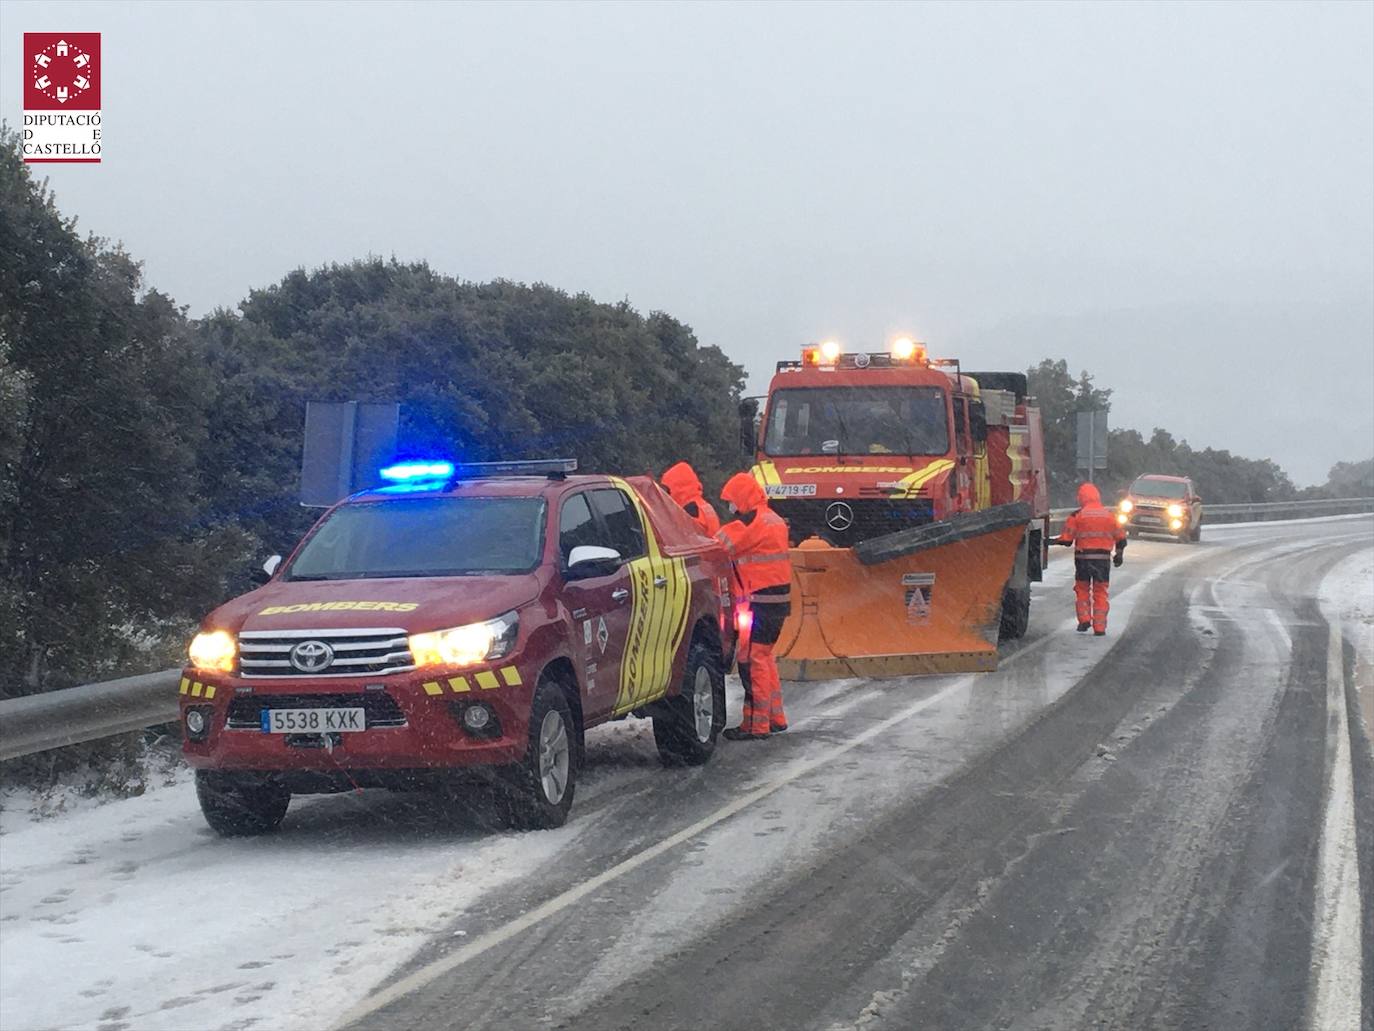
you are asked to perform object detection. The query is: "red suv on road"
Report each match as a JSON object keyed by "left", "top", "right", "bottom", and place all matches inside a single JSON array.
[
  {"left": 181, "top": 461, "right": 737, "bottom": 834},
  {"left": 1117, "top": 474, "right": 1203, "bottom": 543}
]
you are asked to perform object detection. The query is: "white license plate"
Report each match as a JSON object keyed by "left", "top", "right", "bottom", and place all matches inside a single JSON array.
[
  {"left": 765, "top": 483, "right": 817, "bottom": 497},
  {"left": 1136, "top": 516, "right": 1162, "bottom": 525},
  {"left": 261, "top": 708, "right": 365, "bottom": 734}
]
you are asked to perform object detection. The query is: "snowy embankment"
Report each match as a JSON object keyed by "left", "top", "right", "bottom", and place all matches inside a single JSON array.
[{"left": 0, "top": 757, "right": 606, "bottom": 1031}]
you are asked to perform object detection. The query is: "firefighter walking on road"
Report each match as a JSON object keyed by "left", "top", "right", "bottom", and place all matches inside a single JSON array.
[
  {"left": 661, "top": 461, "right": 721, "bottom": 536},
  {"left": 716, "top": 473, "right": 791, "bottom": 739},
  {"left": 1054, "top": 482, "right": 1127, "bottom": 636}
]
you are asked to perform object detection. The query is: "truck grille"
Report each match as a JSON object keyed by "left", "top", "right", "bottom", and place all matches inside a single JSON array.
[
  {"left": 770, "top": 498, "right": 936, "bottom": 546},
  {"left": 226, "top": 692, "right": 407, "bottom": 729},
  {"left": 237, "top": 627, "right": 414, "bottom": 678}
]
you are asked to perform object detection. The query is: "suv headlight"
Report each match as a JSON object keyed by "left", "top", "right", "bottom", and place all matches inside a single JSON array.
[
  {"left": 1166, "top": 503, "right": 1184, "bottom": 518},
  {"left": 410, "top": 612, "right": 519, "bottom": 669},
  {"left": 189, "top": 630, "right": 236, "bottom": 673},
  {"left": 1119, "top": 499, "right": 1133, "bottom": 513}
]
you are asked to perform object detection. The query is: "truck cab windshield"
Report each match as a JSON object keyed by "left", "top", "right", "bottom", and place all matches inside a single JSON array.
[
  {"left": 764, "top": 386, "right": 949, "bottom": 457},
  {"left": 285, "top": 496, "right": 546, "bottom": 579}
]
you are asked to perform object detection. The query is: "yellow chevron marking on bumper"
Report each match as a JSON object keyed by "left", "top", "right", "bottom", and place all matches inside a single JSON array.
[
  {"left": 190, "top": 682, "right": 203, "bottom": 697},
  {"left": 179, "top": 677, "right": 190, "bottom": 695},
  {"left": 447, "top": 676, "right": 471, "bottom": 693},
  {"left": 475, "top": 671, "right": 501, "bottom": 690},
  {"left": 422, "top": 681, "right": 443, "bottom": 696},
  {"left": 500, "top": 666, "right": 522, "bottom": 687},
  {"left": 204, "top": 685, "right": 216, "bottom": 700}
]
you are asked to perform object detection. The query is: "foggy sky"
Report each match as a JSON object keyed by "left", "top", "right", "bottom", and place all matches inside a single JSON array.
[{"left": 3, "top": 0, "right": 1371, "bottom": 486}]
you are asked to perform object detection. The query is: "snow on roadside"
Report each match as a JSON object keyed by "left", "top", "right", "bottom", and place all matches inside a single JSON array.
[
  {"left": 0, "top": 776, "right": 584, "bottom": 1031},
  {"left": 1319, "top": 545, "right": 1374, "bottom": 754}
]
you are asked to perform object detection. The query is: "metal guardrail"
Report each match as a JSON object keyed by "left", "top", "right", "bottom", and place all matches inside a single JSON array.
[
  {"left": 0, "top": 669, "right": 180, "bottom": 762},
  {"left": 2, "top": 497, "right": 1371, "bottom": 764},
  {"left": 1048, "top": 496, "right": 1374, "bottom": 531}
]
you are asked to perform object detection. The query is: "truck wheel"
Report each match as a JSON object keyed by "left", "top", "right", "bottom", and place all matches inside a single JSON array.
[
  {"left": 998, "top": 586, "right": 1031, "bottom": 641},
  {"left": 195, "top": 770, "right": 290, "bottom": 837},
  {"left": 506, "top": 679, "right": 576, "bottom": 830},
  {"left": 653, "top": 641, "right": 724, "bottom": 767}
]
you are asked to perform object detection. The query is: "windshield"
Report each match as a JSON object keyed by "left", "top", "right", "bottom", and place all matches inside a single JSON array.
[
  {"left": 285, "top": 496, "right": 546, "bottom": 579},
  {"left": 1131, "top": 478, "right": 1188, "bottom": 499},
  {"left": 764, "top": 386, "right": 949, "bottom": 457}
]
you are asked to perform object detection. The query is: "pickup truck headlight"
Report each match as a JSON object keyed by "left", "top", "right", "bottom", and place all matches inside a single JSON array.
[
  {"left": 189, "top": 630, "right": 236, "bottom": 673},
  {"left": 1166, "top": 503, "right": 1184, "bottom": 518},
  {"left": 410, "top": 612, "right": 519, "bottom": 669},
  {"left": 1119, "top": 499, "right": 1134, "bottom": 514}
]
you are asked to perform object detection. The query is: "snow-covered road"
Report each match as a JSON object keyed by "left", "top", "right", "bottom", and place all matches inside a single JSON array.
[{"left": 2, "top": 517, "right": 1369, "bottom": 1031}]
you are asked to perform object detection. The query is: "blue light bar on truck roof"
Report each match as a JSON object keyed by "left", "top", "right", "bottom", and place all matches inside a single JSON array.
[{"left": 379, "top": 461, "right": 456, "bottom": 482}]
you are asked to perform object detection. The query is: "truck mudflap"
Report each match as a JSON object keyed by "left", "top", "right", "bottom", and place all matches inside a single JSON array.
[{"left": 776, "top": 503, "right": 1032, "bottom": 681}]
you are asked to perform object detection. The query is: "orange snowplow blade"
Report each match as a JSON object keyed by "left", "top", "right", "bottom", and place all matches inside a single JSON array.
[{"left": 775, "top": 503, "right": 1030, "bottom": 681}]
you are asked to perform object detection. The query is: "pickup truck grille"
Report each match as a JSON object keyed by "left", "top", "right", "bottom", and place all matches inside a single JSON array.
[
  {"left": 237, "top": 627, "right": 414, "bottom": 678},
  {"left": 226, "top": 692, "right": 407, "bottom": 729}
]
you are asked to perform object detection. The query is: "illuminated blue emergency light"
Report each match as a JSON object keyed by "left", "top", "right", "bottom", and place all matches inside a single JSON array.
[{"left": 379, "top": 460, "right": 455, "bottom": 483}]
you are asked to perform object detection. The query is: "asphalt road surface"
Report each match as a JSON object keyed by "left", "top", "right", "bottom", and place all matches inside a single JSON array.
[{"left": 338, "top": 515, "right": 1373, "bottom": 1031}]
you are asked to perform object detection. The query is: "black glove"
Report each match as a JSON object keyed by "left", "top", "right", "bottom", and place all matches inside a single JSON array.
[
  {"left": 1113, "top": 552, "right": 1123, "bottom": 568},
  {"left": 1051, "top": 539, "right": 1072, "bottom": 548}
]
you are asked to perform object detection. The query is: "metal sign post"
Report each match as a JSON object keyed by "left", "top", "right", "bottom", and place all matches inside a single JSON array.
[
  {"left": 300, "top": 401, "right": 400, "bottom": 507},
  {"left": 1076, "top": 410, "right": 1108, "bottom": 483}
]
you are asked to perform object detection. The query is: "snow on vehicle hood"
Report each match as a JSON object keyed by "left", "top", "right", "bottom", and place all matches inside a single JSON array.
[{"left": 205, "top": 573, "right": 545, "bottom": 635}]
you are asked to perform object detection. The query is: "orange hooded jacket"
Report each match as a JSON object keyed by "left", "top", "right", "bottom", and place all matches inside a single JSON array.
[
  {"left": 660, "top": 461, "right": 720, "bottom": 536},
  {"left": 717, "top": 473, "right": 791, "bottom": 600},
  {"left": 1057, "top": 483, "right": 1126, "bottom": 555}
]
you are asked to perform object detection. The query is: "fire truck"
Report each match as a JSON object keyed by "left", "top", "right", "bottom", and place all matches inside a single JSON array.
[{"left": 750, "top": 338, "right": 1050, "bottom": 678}]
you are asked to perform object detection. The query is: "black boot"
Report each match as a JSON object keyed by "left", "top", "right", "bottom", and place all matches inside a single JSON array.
[
  {"left": 723, "top": 727, "right": 769, "bottom": 741},
  {"left": 1094, "top": 629, "right": 1106, "bottom": 637},
  {"left": 1077, "top": 622, "right": 1091, "bottom": 632}
]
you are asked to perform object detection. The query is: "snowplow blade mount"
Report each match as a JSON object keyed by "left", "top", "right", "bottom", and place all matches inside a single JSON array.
[{"left": 776, "top": 503, "right": 1031, "bottom": 681}]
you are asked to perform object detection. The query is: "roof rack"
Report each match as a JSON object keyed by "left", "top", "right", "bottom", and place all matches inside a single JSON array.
[{"left": 453, "top": 459, "right": 578, "bottom": 480}]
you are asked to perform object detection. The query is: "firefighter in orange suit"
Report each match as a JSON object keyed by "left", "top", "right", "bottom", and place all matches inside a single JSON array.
[
  {"left": 661, "top": 461, "right": 721, "bottom": 536},
  {"left": 1053, "top": 482, "right": 1127, "bottom": 635},
  {"left": 716, "top": 473, "right": 791, "bottom": 738}
]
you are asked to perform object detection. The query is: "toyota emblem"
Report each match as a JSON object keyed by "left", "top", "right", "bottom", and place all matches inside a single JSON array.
[
  {"left": 825, "top": 501, "right": 855, "bottom": 532},
  {"left": 289, "top": 640, "right": 335, "bottom": 674}
]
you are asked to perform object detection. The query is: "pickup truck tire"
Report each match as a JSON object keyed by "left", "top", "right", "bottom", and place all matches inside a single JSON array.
[
  {"left": 653, "top": 641, "right": 725, "bottom": 767},
  {"left": 195, "top": 770, "right": 290, "bottom": 837},
  {"left": 506, "top": 679, "right": 576, "bottom": 830},
  {"left": 998, "top": 586, "right": 1031, "bottom": 641}
]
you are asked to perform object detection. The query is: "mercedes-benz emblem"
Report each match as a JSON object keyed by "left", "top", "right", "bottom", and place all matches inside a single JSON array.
[
  {"left": 289, "top": 640, "right": 335, "bottom": 674},
  {"left": 825, "top": 501, "right": 855, "bottom": 532}
]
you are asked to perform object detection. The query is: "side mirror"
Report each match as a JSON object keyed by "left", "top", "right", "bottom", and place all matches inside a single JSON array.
[
  {"left": 738, "top": 399, "right": 760, "bottom": 457},
  {"left": 566, "top": 545, "right": 622, "bottom": 579},
  {"left": 252, "top": 554, "right": 282, "bottom": 586}
]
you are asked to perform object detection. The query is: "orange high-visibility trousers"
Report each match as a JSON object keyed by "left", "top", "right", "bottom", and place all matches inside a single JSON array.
[
  {"left": 1073, "top": 578, "right": 1111, "bottom": 632},
  {"left": 738, "top": 638, "right": 787, "bottom": 734}
]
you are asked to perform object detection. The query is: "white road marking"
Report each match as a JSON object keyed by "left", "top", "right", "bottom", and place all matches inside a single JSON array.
[
  {"left": 334, "top": 673, "right": 979, "bottom": 1027},
  {"left": 336, "top": 547, "right": 1207, "bottom": 1028},
  {"left": 1307, "top": 621, "right": 1364, "bottom": 1031}
]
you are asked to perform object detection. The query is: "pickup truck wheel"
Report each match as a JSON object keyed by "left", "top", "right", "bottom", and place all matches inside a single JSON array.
[
  {"left": 654, "top": 641, "right": 724, "bottom": 766},
  {"left": 506, "top": 680, "right": 576, "bottom": 830},
  {"left": 998, "top": 586, "right": 1031, "bottom": 641},
  {"left": 195, "top": 770, "right": 290, "bottom": 837}
]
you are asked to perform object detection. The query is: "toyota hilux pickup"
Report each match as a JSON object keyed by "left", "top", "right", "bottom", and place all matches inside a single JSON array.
[{"left": 180, "top": 460, "right": 737, "bottom": 835}]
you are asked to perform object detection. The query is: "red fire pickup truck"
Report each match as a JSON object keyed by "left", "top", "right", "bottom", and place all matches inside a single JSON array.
[{"left": 181, "top": 460, "right": 737, "bottom": 835}]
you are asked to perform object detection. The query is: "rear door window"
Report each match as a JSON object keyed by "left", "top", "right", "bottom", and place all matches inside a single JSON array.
[
  {"left": 558, "top": 492, "right": 606, "bottom": 565},
  {"left": 589, "top": 489, "right": 647, "bottom": 561}
]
